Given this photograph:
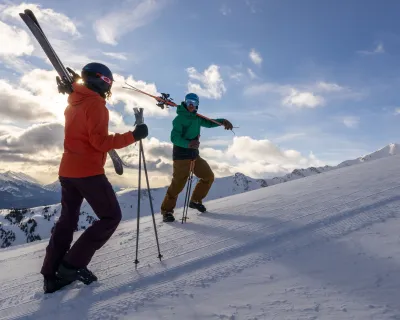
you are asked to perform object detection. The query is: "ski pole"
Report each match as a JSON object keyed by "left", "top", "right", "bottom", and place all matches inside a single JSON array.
[
  {"left": 132, "top": 107, "right": 163, "bottom": 262},
  {"left": 134, "top": 138, "right": 142, "bottom": 267},
  {"left": 181, "top": 159, "right": 195, "bottom": 224},
  {"left": 140, "top": 139, "right": 163, "bottom": 260}
]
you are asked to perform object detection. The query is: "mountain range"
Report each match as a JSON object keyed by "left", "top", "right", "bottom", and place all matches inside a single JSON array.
[{"left": 0, "top": 143, "right": 399, "bottom": 248}]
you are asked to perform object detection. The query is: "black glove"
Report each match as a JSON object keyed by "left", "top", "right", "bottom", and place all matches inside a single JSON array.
[
  {"left": 188, "top": 140, "right": 200, "bottom": 149},
  {"left": 222, "top": 119, "right": 233, "bottom": 130},
  {"left": 132, "top": 124, "right": 148, "bottom": 141}
]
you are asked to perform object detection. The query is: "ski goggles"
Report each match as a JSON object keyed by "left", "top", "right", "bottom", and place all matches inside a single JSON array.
[
  {"left": 96, "top": 73, "right": 113, "bottom": 85},
  {"left": 185, "top": 98, "right": 199, "bottom": 107}
]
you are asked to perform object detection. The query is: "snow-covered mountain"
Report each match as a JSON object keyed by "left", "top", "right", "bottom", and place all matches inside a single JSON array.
[
  {"left": 0, "top": 171, "right": 60, "bottom": 209},
  {"left": 0, "top": 143, "right": 398, "bottom": 249},
  {"left": 337, "top": 143, "right": 400, "bottom": 167},
  {"left": 44, "top": 180, "right": 125, "bottom": 194},
  {"left": 43, "top": 180, "right": 62, "bottom": 193},
  {"left": 1, "top": 146, "right": 400, "bottom": 319}
]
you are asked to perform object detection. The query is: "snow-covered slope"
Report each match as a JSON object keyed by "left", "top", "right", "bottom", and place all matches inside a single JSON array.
[
  {"left": 0, "top": 171, "right": 60, "bottom": 209},
  {"left": 0, "top": 173, "right": 268, "bottom": 248},
  {"left": 1, "top": 151, "right": 400, "bottom": 319},
  {"left": 1, "top": 143, "right": 399, "bottom": 248}
]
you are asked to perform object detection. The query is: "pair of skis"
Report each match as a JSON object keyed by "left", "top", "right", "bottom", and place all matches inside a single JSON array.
[
  {"left": 122, "top": 83, "right": 238, "bottom": 134},
  {"left": 19, "top": 9, "right": 125, "bottom": 175}
]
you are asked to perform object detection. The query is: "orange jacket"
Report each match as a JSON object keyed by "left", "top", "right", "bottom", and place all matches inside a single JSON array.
[{"left": 59, "top": 83, "right": 135, "bottom": 178}]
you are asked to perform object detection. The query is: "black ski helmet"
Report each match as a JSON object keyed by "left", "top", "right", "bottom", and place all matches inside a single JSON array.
[{"left": 81, "top": 62, "right": 114, "bottom": 98}]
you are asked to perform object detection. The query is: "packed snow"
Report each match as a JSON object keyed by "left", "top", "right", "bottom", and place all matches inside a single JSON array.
[{"left": 1, "top": 151, "right": 400, "bottom": 319}]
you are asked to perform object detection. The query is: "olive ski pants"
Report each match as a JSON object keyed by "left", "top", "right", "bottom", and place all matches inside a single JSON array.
[{"left": 161, "top": 156, "right": 215, "bottom": 213}]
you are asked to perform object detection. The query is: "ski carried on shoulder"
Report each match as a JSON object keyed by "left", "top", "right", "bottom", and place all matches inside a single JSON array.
[
  {"left": 123, "top": 82, "right": 231, "bottom": 130},
  {"left": 19, "top": 9, "right": 125, "bottom": 175}
]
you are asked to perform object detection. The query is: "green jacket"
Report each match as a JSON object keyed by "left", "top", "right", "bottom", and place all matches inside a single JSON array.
[{"left": 171, "top": 103, "right": 224, "bottom": 148}]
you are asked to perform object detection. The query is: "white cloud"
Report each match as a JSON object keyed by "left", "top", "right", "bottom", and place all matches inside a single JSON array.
[
  {"left": 249, "top": 48, "right": 262, "bottom": 66},
  {"left": 0, "top": 122, "right": 64, "bottom": 154},
  {"left": 244, "top": 80, "right": 358, "bottom": 109},
  {"left": 316, "top": 82, "right": 344, "bottom": 92},
  {"left": 226, "top": 136, "right": 324, "bottom": 177},
  {"left": 358, "top": 43, "right": 385, "bottom": 55},
  {"left": 244, "top": 83, "right": 325, "bottom": 108},
  {"left": 93, "top": 0, "right": 167, "bottom": 45},
  {"left": 247, "top": 68, "right": 257, "bottom": 79},
  {"left": 394, "top": 108, "right": 400, "bottom": 115},
  {"left": 229, "top": 71, "right": 244, "bottom": 82},
  {"left": 342, "top": 116, "right": 359, "bottom": 128},
  {"left": 109, "top": 73, "right": 169, "bottom": 116},
  {"left": 282, "top": 89, "right": 325, "bottom": 108},
  {"left": 0, "top": 78, "right": 56, "bottom": 121},
  {"left": 0, "top": 20, "right": 35, "bottom": 71},
  {"left": 19, "top": 69, "right": 71, "bottom": 121},
  {"left": 0, "top": 4, "right": 95, "bottom": 72},
  {"left": 102, "top": 52, "right": 128, "bottom": 61},
  {"left": 134, "top": 135, "right": 325, "bottom": 179},
  {"left": 0, "top": 21, "right": 34, "bottom": 57},
  {"left": 1, "top": 56, "right": 33, "bottom": 73},
  {"left": 187, "top": 64, "right": 227, "bottom": 99},
  {"left": 0, "top": 3, "right": 80, "bottom": 37}
]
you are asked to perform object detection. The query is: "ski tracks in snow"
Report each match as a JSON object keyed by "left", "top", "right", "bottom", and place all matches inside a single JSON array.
[{"left": 1, "top": 156, "right": 400, "bottom": 319}]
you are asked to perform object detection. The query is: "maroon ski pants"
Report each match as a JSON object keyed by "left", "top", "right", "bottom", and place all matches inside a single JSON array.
[{"left": 41, "top": 174, "right": 122, "bottom": 277}]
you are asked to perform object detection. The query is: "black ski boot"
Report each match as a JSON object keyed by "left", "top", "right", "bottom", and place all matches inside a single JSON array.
[
  {"left": 189, "top": 201, "right": 207, "bottom": 213},
  {"left": 162, "top": 211, "right": 175, "bottom": 222},
  {"left": 57, "top": 262, "right": 98, "bottom": 285},
  {"left": 43, "top": 275, "right": 74, "bottom": 294}
]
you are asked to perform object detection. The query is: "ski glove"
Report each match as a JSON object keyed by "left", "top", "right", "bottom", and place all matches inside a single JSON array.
[
  {"left": 188, "top": 140, "right": 200, "bottom": 149},
  {"left": 222, "top": 119, "right": 233, "bottom": 130},
  {"left": 132, "top": 124, "right": 148, "bottom": 141}
]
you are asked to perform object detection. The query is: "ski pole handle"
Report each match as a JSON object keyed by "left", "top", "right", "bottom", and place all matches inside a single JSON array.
[{"left": 133, "top": 107, "right": 144, "bottom": 125}]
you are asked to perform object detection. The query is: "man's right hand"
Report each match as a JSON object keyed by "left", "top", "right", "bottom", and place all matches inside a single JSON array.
[{"left": 188, "top": 140, "right": 200, "bottom": 149}]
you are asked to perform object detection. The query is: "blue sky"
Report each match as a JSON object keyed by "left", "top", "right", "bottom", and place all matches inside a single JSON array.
[{"left": 0, "top": 0, "right": 399, "bottom": 186}]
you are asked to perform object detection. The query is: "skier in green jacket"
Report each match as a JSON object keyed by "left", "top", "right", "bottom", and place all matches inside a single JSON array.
[{"left": 160, "top": 93, "right": 233, "bottom": 222}]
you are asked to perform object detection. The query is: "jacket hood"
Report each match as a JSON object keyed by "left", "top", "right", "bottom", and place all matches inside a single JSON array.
[{"left": 68, "top": 82, "right": 103, "bottom": 106}]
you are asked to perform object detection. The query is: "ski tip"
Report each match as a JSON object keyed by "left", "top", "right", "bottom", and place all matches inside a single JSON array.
[
  {"left": 24, "top": 9, "right": 41, "bottom": 28},
  {"left": 24, "top": 9, "right": 35, "bottom": 16},
  {"left": 24, "top": 9, "right": 35, "bottom": 18}
]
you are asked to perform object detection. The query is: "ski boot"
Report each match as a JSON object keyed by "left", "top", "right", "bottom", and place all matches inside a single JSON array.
[
  {"left": 57, "top": 261, "right": 98, "bottom": 285},
  {"left": 43, "top": 275, "right": 74, "bottom": 294},
  {"left": 189, "top": 201, "right": 207, "bottom": 213},
  {"left": 162, "top": 211, "right": 175, "bottom": 222}
]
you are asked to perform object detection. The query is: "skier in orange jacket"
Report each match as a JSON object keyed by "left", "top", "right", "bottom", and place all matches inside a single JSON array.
[{"left": 41, "top": 62, "right": 148, "bottom": 293}]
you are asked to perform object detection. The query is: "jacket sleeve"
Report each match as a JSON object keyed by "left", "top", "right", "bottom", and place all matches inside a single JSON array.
[
  {"left": 86, "top": 100, "right": 135, "bottom": 152},
  {"left": 200, "top": 117, "right": 224, "bottom": 128},
  {"left": 170, "top": 116, "right": 190, "bottom": 148}
]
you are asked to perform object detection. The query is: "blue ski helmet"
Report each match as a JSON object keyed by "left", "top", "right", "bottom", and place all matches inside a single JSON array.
[
  {"left": 81, "top": 62, "right": 114, "bottom": 98},
  {"left": 185, "top": 93, "right": 199, "bottom": 108}
]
